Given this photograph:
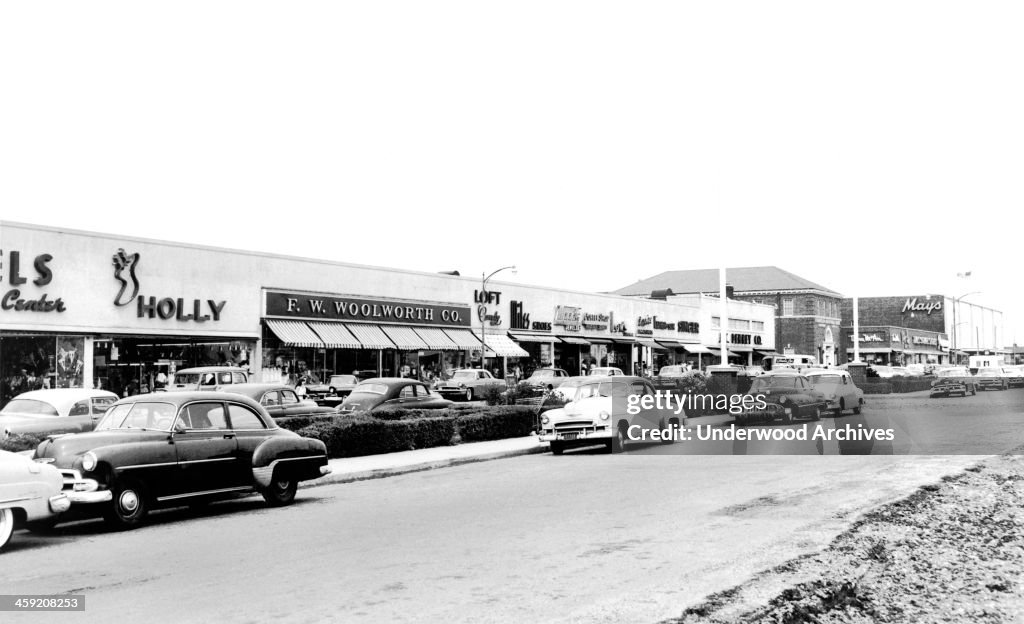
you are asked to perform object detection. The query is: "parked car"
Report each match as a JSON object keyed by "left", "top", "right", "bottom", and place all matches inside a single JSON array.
[
  {"left": 436, "top": 369, "right": 506, "bottom": 401},
  {"left": 165, "top": 366, "right": 250, "bottom": 392},
  {"left": 546, "top": 376, "right": 593, "bottom": 402},
  {"left": 539, "top": 376, "right": 684, "bottom": 454},
  {"left": 736, "top": 370, "right": 827, "bottom": 424},
  {"left": 973, "top": 367, "right": 1011, "bottom": 391},
  {"left": 338, "top": 378, "right": 453, "bottom": 413},
  {"left": 520, "top": 368, "right": 571, "bottom": 393},
  {"left": 804, "top": 369, "right": 864, "bottom": 416},
  {"left": 651, "top": 365, "right": 694, "bottom": 394},
  {"left": 930, "top": 367, "right": 977, "bottom": 397},
  {"left": 587, "top": 367, "right": 624, "bottom": 377},
  {"left": 1003, "top": 366, "right": 1024, "bottom": 388},
  {"left": 224, "top": 384, "right": 337, "bottom": 419},
  {"left": 0, "top": 389, "right": 119, "bottom": 440},
  {"left": 904, "top": 364, "right": 930, "bottom": 377},
  {"left": 868, "top": 365, "right": 895, "bottom": 379},
  {"left": 31, "top": 391, "right": 330, "bottom": 529},
  {"left": 0, "top": 449, "right": 70, "bottom": 550},
  {"left": 307, "top": 374, "right": 361, "bottom": 407}
]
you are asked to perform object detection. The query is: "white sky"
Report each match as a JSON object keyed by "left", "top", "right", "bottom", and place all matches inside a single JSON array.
[{"left": 2, "top": 2, "right": 1021, "bottom": 343}]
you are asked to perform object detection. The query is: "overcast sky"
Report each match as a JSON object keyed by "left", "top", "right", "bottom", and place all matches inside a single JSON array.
[{"left": 2, "top": 2, "right": 1021, "bottom": 343}]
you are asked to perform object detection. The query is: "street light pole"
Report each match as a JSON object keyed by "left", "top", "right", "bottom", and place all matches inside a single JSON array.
[
  {"left": 951, "top": 291, "right": 981, "bottom": 365},
  {"left": 480, "top": 265, "right": 516, "bottom": 372}
]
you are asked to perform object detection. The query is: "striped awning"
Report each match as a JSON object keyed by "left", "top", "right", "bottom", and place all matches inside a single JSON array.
[
  {"left": 413, "top": 327, "right": 460, "bottom": 350},
  {"left": 474, "top": 331, "right": 530, "bottom": 357},
  {"left": 265, "top": 320, "right": 325, "bottom": 348},
  {"left": 558, "top": 336, "right": 591, "bottom": 345},
  {"left": 344, "top": 324, "right": 396, "bottom": 349},
  {"left": 636, "top": 339, "right": 667, "bottom": 350},
  {"left": 509, "top": 332, "right": 556, "bottom": 343},
  {"left": 380, "top": 325, "right": 429, "bottom": 350},
  {"left": 584, "top": 336, "right": 615, "bottom": 345},
  {"left": 308, "top": 322, "right": 361, "bottom": 349},
  {"left": 443, "top": 329, "right": 483, "bottom": 350}
]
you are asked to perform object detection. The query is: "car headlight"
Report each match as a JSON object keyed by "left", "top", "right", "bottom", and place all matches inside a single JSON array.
[
  {"left": 81, "top": 451, "right": 98, "bottom": 472},
  {"left": 459, "top": 383, "right": 466, "bottom": 388},
  {"left": 541, "top": 415, "right": 550, "bottom": 425},
  {"left": 599, "top": 411, "right": 610, "bottom": 421}
]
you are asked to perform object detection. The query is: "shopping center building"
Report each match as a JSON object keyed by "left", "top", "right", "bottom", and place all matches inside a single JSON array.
[{"left": 0, "top": 222, "right": 775, "bottom": 402}]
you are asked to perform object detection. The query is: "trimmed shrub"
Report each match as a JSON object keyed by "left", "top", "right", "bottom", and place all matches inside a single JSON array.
[
  {"left": 0, "top": 433, "right": 43, "bottom": 453},
  {"left": 275, "top": 413, "right": 339, "bottom": 432},
  {"left": 298, "top": 414, "right": 455, "bottom": 458},
  {"left": 455, "top": 406, "right": 536, "bottom": 442}
]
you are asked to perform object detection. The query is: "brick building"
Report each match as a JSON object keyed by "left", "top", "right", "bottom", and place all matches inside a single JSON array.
[{"left": 612, "top": 267, "right": 844, "bottom": 366}]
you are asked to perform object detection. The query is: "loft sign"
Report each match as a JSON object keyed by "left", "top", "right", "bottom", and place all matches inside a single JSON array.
[
  {"left": 266, "top": 291, "right": 471, "bottom": 327},
  {"left": 1, "top": 249, "right": 65, "bottom": 313},
  {"left": 112, "top": 249, "right": 225, "bottom": 322},
  {"left": 902, "top": 298, "right": 942, "bottom": 315}
]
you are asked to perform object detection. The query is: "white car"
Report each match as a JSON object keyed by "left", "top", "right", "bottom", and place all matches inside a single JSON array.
[
  {"left": 804, "top": 369, "right": 864, "bottom": 416},
  {"left": 587, "top": 367, "right": 624, "bottom": 377},
  {"left": 0, "top": 450, "right": 70, "bottom": 551},
  {"left": 539, "top": 376, "right": 684, "bottom": 455},
  {"left": 0, "top": 389, "right": 120, "bottom": 440}
]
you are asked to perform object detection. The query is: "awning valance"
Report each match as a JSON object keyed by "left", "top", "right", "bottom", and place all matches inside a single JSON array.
[
  {"left": 558, "top": 336, "right": 591, "bottom": 346},
  {"left": 509, "top": 332, "right": 556, "bottom": 343},
  {"left": 474, "top": 331, "right": 530, "bottom": 357},
  {"left": 845, "top": 348, "right": 895, "bottom": 354},
  {"left": 636, "top": 339, "right": 667, "bottom": 350},
  {"left": 380, "top": 325, "right": 429, "bottom": 350},
  {"left": 307, "top": 322, "right": 361, "bottom": 349},
  {"left": 344, "top": 324, "right": 396, "bottom": 350},
  {"left": 707, "top": 347, "right": 740, "bottom": 358},
  {"left": 266, "top": 320, "right": 325, "bottom": 348},
  {"left": 413, "top": 327, "right": 461, "bottom": 350},
  {"left": 444, "top": 328, "right": 484, "bottom": 350},
  {"left": 584, "top": 337, "right": 615, "bottom": 345},
  {"left": 680, "top": 343, "right": 712, "bottom": 354}
]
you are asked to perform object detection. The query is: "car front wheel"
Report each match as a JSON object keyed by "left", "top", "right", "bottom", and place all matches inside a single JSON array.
[
  {"left": 103, "top": 479, "right": 148, "bottom": 530},
  {"left": 550, "top": 441, "right": 564, "bottom": 456},
  {"left": 465, "top": 389, "right": 474, "bottom": 402},
  {"left": 261, "top": 474, "right": 297, "bottom": 507},
  {"left": 0, "top": 508, "right": 14, "bottom": 551}
]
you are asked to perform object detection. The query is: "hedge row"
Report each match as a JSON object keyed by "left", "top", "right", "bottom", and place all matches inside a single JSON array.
[
  {"left": 860, "top": 379, "right": 935, "bottom": 394},
  {"left": 0, "top": 433, "right": 44, "bottom": 454},
  {"left": 287, "top": 405, "right": 538, "bottom": 458}
]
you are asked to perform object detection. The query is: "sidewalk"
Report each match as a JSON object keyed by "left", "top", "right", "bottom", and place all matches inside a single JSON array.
[{"left": 301, "top": 435, "right": 549, "bottom": 489}]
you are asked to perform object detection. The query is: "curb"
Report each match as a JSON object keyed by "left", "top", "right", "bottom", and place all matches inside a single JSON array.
[{"left": 300, "top": 442, "right": 549, "bottom": 489}]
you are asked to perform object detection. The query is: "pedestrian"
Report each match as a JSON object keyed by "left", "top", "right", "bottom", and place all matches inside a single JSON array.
[{"left": 295, "top": 378, "right": 307, "bottom": 400}]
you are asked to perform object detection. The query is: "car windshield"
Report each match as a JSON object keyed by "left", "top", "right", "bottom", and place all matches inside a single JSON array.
[
  {"left": 451, "top": 371, "right": 479, "bottom": 380},
  {"left": 96, "top": 402, "right": 178, "bottom": 431},
  {"left": 330, "top": 375, "right": 357, "bottom": 385},
  {"left": 659, "top": 366, "right": 683, "bottom": 375},
  {"left": 351, "top": 383, "right": 387, "bottom": 395},
  {"left": 751, "top": 376, "right": 800, "bottom": 391},
  {"left": 531, "top": 370, "right": 556, "bottom": 378},
  {"left": 937, "top": 369, "right": 968, "bottom": 377},
  {"left": 978, "top": 368, "right": 1001, "bottom": 375},
  {"left": 0, "top": 399, "right": 59, "bottom": 416},
  {"left": 807, "top": 374, "right": 843, "bottom": 384}
]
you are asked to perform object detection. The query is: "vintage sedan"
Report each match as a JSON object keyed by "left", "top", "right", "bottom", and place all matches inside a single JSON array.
[
  {"left": 338, "top": 378, "right": 453, "bottom": 413},
  {"left": 974, "top": 367, "right": 1011, "bottom": 391},
  {"left": 539, "top": 376, "right": 685, "bottom": 454},
  {"left": 804, "top": 369, "right": 864, "bottom": 416},
  {"left": 1003, "top": 366, "right": 1024, "bottom": 388},
  {"left": 307, "top": 374, "right": 361, "bottom": 406},
  {"left": 1, "top": 389, "right": 120, "bottom": 440},
  {"left": 0, "top": 449, "right": 70, "bottom": 551},
  {"left": 588, "top": 367, "right": 625, "bottom": 377},
  {"left": 165, "top": 366, "right": 250, "bottom": 392},
  {"left": 737, "top": 370, "right": 827, "bottom": 424},
  {"left": 224, "top": 384, "right": 337, "bottom": 419},
  {"left": 930, "top": 367, "right": 977, "bottom": 397},
  {"left": 32, "top": 392, "right": 330, "bottom": 529},
  {"left": 520, "top": 368, "right": 571, "bottom": 393},
  {"left": 436, "top": 369, "right": 506, "bottom": 401}
]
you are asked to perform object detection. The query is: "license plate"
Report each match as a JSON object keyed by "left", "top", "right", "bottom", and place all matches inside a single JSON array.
[{"left": 560, "top": 432, "right": 579, "bottom": 440}]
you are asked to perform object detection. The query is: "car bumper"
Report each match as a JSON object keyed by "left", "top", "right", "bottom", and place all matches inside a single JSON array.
[
  {"left": 539, "top": 428, "right": 611, "bottom": 443},
  {"left": 931, "top": 384, "right": 966, "bottom": 394},
  {"left": 976, "top": 380, "right": 1004, "bottom": 389}
]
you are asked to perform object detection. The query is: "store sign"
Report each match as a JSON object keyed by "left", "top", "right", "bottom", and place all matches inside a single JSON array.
[
  {"left": 554, "top": 306, "right": 582, "bottom": 332},
  {"left": 582, "top": 312, "right": 610, "bottom": 332},
  {"left": 265, "top": 291, "right": 471, "bottom": 327},
  {"left": 912, "top": 335, "right": 939, "bottom": 346},
  {"left": 729, "top": 333, "right": 763, "bottom": 345},
  {"left": 636, "top": 315, "right": 654, "bottom": 336},
  {"left": 902, "top": 298, "right": 942, "bottom": 315},
  {"left": 0, "top": 249, "right": 65, "bottom": 314},
  {"left": 860, "top": 333, "right": 885, "bottom": 342},
  {"left": 113, "top": 249, "right": 226, "bottom": 322},
  {"left": 510, "top": 301, "right": 530, "bottom": 330}
]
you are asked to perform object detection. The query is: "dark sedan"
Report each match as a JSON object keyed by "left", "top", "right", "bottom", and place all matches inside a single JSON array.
[
  {"left": 736, "top": 370, "right": 826, "bottom": 424},
  {"left": 338, "top": 378, "right": 453, "bottom": 413},
  {"left": 225, "top": 383, "right": 338, "bottom": 419},
  {"left": 32, "top": 392, "right": 330, "bottom": 529},
  {"left": 307, "top": 374, "right": 361, "bottom": 407}
]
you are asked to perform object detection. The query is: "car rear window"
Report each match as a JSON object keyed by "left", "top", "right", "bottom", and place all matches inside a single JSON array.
[
  {"left": 352, "top": 383, "right": 387, "bottom": 395},
  {"left": 1, "top": 399, "right": 58, "bottom": 416}
]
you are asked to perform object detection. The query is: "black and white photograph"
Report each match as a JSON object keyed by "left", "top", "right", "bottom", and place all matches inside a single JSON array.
[{"left": 1, "top": 2, "right": 1023, "bottom": 622}]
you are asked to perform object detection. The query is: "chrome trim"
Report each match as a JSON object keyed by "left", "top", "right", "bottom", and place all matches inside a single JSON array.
[
  {"left": 118, "top": 461, "right": 178, "bottom": 470},
  {"left": 0, "top": 496, "right": 32, "bottom": 505},
  {"left": 177, "top": 458, "right": 236, "bottom": 466},
  {"left": 68, "top": 490, "right": 112, "bottom": 504},
  {"left": 156, "top": 486, "right": 252, "bottom": 502},
  {"left": 49, "top": 494, "right": 71, "bottom": 513},
  {"left": 320, "top": 465, "right": 332, "bottom": 475}
]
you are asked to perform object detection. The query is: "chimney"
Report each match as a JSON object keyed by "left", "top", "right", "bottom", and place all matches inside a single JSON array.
[
  {"left": 725, "top": 284, "right": 735, "bottom": 299},
  {"left": 650, "top": 288, "right": 674, "bottom": 300}
]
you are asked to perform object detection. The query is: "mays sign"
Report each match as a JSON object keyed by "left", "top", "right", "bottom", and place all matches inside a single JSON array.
[{"left": 266, "top": 291, "right": 471, "bottom": 327}]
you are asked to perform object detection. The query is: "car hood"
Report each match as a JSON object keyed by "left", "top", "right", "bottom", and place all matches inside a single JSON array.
[
  {"left": 35, "top": 430, "right": 169, "bottom": 466},
  {"left": 0, "top": 449, "right": 35, "bottom": 468}
]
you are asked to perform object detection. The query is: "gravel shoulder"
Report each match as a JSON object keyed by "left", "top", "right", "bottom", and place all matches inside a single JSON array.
[{"left": 667, "top": 453, "right": 1024, "bottom": 624}]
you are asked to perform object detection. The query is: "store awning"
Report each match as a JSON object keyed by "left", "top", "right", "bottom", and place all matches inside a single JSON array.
[
  {"left": 636, "top": 339, "right": 667, "bottom": 350},
  {"left": 754, "top": 348, "right": 777, "bottom": 355},
  {"left": 730, "top": 345, "right": 754, "bottom": 352},
  {"left": 707, "top": 347, "right": 740, "bottom": 358},
  {"left": 413, "top": 327, "right": 460, "bottom": 350},
  {"left": 344, "top": 323, "right": 396, "bottom": 350},
  {"left": 845, "top": 348, "right": 894, "bottom": 354},
  {"left": 473, "top": 331, "right": 530, "bottom": 357},
  {"left": 558, "top": 336, "right": 591, "bottom": 346},
  {"left": 509, "top": 332, "right": 555, "bottom": 343},
  {"left": 265, "top": 320, "right": 325, "bottom": 348},
  {"left": 380, "top": 325, "right": 429, "bottom": 350},
  {"left": 443, "top": 329, "right": 483, "bottom": 350},
  {"left": 584, "top": 337, "right": 615, "bottom": 345},
  {"left": 307, "top": 322, "right": 361, "bottom": 349},
  {"left": 679, "top": 343, "right": 712, "bottom": 354}
]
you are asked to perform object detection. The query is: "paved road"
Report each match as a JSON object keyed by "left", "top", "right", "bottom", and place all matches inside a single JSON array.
[{"left": 2, "top": 390, "right": 1022, "bottom": 624}]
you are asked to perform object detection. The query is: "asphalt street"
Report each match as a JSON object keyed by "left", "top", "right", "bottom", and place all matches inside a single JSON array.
[{"left": 1, "top": 389, "right": 1021, "bottom": 624}]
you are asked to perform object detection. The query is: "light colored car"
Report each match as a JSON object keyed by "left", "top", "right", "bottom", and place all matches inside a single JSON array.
[
  {"left": 539, "top": 376, "right": 685, "bottom": 454},
  {"left": 903, "top": 365, "right": 928, "bottom": 377},
  {"left": 165, "top": 366, "right": 250, "bottom": 392},
  {"left": 1003, "top": 366, "right": 1024, "bottom": 388},
  {"left": 0, "top": 449, "right": 70, "bottom": 550},
  {"left": 436, "top": 369, "right": 506, "bottom": 402},
  {"left": 930, "top": 367, "right": 977, "bottom": 397},
  {"left": 974, "top": 367, "right": 1012, "bottom": 391},
  {"left": 869, "top": 365, "right": 896, "bottom": 379},
  {"left": 0, "top": 389, "right": 120, "bottom": 440},
  {"left": 521, "top": 368, "right": 571, "bottom": 393},
  {"left": 804, "top": 369, "right": 864, "bottom": 416},
  {"left": 587, "top": 367, "right": 624, "bottom": 377}
]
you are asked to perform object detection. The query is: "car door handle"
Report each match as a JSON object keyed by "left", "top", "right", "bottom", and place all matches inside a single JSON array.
[{"left": 223, "top": 433, "right": 235, "bottom": 439}]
